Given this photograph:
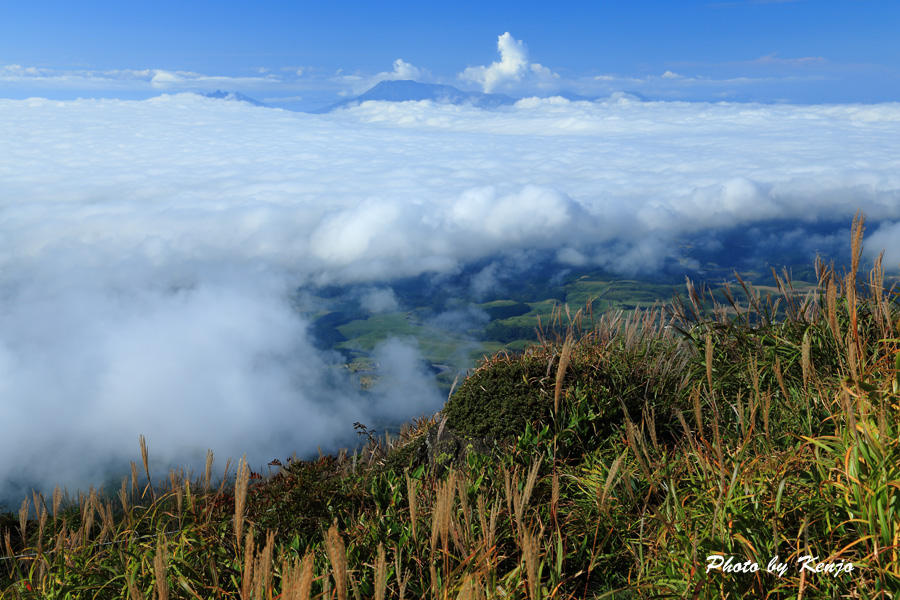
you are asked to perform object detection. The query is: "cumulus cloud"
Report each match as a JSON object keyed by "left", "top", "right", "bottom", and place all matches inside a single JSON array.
[
  {"left": 448, "top": 186, "right": 589, "bottom": 246},
  {"left": 459, "top": 32, "right": 559, "bottom": 94},
  {"left": 1, "top": 93, "right": 900, "bottom": 500},
  {"left": 390, "top": 59, "right": 427, "bottom": 81}
]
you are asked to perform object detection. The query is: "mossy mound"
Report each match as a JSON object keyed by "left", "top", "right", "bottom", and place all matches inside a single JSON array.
[{"left": 442, "top": 351, "right": 552, "bottom": 440}]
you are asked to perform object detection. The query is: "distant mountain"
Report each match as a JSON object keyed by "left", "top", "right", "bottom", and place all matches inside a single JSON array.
[
  {"left": 314, "top": 80, "right": 519, "bottom": 113},
  {"left": 549, "top": 91, "right": 595, "bottom": 102},
  {"left": 541, "top": 91, "right": 646, "bottom": 103},
  {"left": 199, "top": 90, "right": 269, "bottom": 108},
  {"left": 620, "top": 91, "right": 650, "bottom": 102}
]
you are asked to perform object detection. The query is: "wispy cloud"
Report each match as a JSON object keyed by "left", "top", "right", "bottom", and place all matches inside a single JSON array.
[
  {"left": 0, "top": 64, "right": 283, "bottom": 92},
  {"left": 670, "top": 52, "right": 832, "bottom": 71},
  {"left": 747, "top": 52, "right": 828, "bottom": 67},
  {"left": 706, "top": 0, "right": 807, "bottom": 8}
]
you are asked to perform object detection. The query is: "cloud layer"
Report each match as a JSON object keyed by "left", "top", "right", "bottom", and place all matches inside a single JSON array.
[{"left": 1, "top": 94, "right": 899, "bottom": 500}]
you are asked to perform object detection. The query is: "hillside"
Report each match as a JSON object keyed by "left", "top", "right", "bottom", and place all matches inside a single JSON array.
[{"left": 2, "top": 216, "right": 899, "bottom": 598}]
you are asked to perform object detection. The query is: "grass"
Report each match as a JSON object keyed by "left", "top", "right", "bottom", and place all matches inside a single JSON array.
[{"left": 2, "top": 213, "right": 900, "bottom": 598}]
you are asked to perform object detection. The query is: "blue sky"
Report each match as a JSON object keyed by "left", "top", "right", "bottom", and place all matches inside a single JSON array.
[{"left": 1, "top": 0, "right": 897, "bottom": 108}]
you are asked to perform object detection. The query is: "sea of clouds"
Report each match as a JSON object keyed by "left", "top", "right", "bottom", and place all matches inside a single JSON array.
[{"left": 2, "top": 94, "right": 899, "bottom": 501}]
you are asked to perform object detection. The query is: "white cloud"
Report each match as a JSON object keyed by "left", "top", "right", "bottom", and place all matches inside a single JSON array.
[
  {"left": 390, "top": 58, "right": 426, "bottom": 81},
  {"left": 459, "top": 32, "right": 560, "bottom": 94},
  {"left": 1, "top": 94, "right": 900, "bottom": 498},
  {"left": 867, "top": 221, "right": 900, "bottom": 270},
  {"left": 448, "top": 185, "right": 588, "bottom": 245},
  {"left": 0, "top": 64, "right": 44, "bottom": 77},
  {"left": 359, "top": 287, "right": 400, "bottom": 314},
  {"left": 151, "top": 69, "right": 188, "bottom": 86},
  {"left": 369, "top": 338, "right": 444, "bottom": 419},
  {"left": 557, "top": 247, "right": 588, "bottom": 266}
]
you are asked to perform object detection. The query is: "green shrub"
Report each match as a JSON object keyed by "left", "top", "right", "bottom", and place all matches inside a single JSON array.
[{"left": 246, "top": 455, "right": 363, "bottom": 546}]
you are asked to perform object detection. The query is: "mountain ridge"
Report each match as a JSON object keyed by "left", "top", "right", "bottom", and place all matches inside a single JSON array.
[
  {"left": 313, "top": 79, "right": 520, "bottom": 113},
  {"left": 199, "top": 89, "right": 270, "bottom": 107}
]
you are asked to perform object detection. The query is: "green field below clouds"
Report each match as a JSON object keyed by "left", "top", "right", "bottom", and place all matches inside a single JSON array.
[{"left": 317, "top": 265, "right": 824, "bottom": 391}]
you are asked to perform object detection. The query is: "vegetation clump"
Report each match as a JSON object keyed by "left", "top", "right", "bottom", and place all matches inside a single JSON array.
[
  {"left": 443, "top": 351, "right": 550, "bottom": 440},
  {"left": 245, "top": 455, "right": 365, "bottom": 548}
]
